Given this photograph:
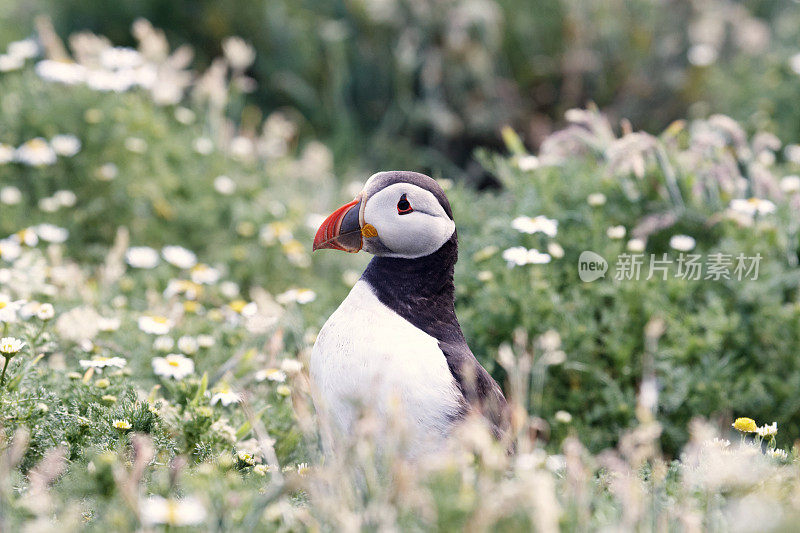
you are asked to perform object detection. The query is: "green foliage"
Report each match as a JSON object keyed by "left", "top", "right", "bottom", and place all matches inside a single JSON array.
[
  {"left": 1, "top": 15, "right": 800, "bottom": 532},
  {"left": 4, "top": 0, "right": 797, "bottom": 177}
]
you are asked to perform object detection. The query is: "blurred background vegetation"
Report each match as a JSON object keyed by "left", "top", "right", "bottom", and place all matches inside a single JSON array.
[
  {"left": 2, "top": 0, "right": 799, "bottom": 185},
  {"left": 1, "top": 0, "right": 800, "bottom": 460}
]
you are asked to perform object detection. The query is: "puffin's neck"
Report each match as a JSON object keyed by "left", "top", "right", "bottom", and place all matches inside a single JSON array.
[{"left": 361, "top": 233, "right": 463, "bottom": 342}]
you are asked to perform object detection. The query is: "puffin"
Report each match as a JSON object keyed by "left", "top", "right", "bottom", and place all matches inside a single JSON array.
[{"left": 310, "top": 171, "right": 509, "bottom": 458}]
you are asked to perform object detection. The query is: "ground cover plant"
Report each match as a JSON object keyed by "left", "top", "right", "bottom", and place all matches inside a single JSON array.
[{"left": 1, "top": 19, "right": 800, "bottom": 532}]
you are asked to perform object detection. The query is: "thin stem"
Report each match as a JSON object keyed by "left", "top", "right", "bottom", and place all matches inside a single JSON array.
[{"left": 0, "top": 356, "right": 10, "bottom": 387}]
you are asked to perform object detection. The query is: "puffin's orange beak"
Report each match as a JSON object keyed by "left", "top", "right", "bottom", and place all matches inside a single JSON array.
[{"left": 313, "top": 198, "right": 363, "bottom": 252}]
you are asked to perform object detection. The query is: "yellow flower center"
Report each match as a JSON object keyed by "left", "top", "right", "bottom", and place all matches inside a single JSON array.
[
  {"left": 229, "top": 300, "right": 248, "bottom": 313},
  {"left": 29, "top": 138, "right": 47, "bottom": 150},
  {"left": 152, "top": 316, "right": 168, "bottom": 324},
  {"left": 168, "top": 360, "right": 180, "bottom": 367},
  {"left": 165, "top": 501, "right": 180, "bottom": 525},
  {"left": 0, "top": 301, "right": 6, "bottom": 309}
]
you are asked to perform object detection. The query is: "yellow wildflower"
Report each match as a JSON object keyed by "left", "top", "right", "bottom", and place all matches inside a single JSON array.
[{"left": 732, "top": 417, "right": 757, "bottom": 433}]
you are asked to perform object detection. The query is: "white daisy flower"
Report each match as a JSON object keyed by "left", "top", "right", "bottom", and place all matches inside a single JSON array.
[
  {"left": 152, "top": 353, "right": 195, "bottom": 380},
  {"left": 587, "top": 193, "right": 607, "bottom": 206},
  {"left": 228, "top": 299, "right": 258, "bottom": 317},
  {"left": 237, "top": 450, "right": 256, "bottom": 466},
  {"left": 125, "top": 246, "right": 160, "bottom": 269},
  {"left": 296, "top": 462, "right": 310, "bottom": 477},
  {"left": 511, "top": 215, "right": 558, "bottom": 237},
  {"left": 280, "top": 359, "right": 303, "bottom": 374},
  {"left": 112, "top": 419, "right": 132, "bottom": 430},
  {"left": 606, "top": 226, "right": 626, "bottom": 239},
  {"left": 36, "top": 303, "right": 55, "bottom": 320},
  {"left": 729, "top": 198, "right": 777, "bottom": 217},
  {"left": 756, "top": 422, "right": 777, "bottom": 438},
  {"left": 18, "top": 301, "right": 43, "bottom": 320},
  {"left": 0, "top": 185, "right": 21, "bottom": 204},
  {"left": 0, "top": 336, "right": 25, "bottom": 355},
  {"left": 18, "top": 302, "right": 55, "bottom": 321},
  {"left": 0, "top": 239, "right": 22, "bottom": 262},
  {"left": 163, "top": 279, "right": 202, "bottom": 300},
  {"left": 669, "top": 235, "right": 696, "bottom": 252},
  {"left": 193, "top": 137, "right": 214, "bottom": 155},
  {"left": 35, "top": 60, "right": 86, "bottom": 85},
  {"left": 138, "top": 315, "right": 173, "bottom": 335},
  {"left": 627, "top": 238, "right": 646, "bottom": 252},
  {"left": 255, "top": 368, "right": 286, "bottom": 383},
  {"left": 140, "top": 496, "right": 207, "bottom": 526},
  {"left": 554, "top": 411, "right": 572, "bottom": 424},
  {"left": 79, "top": 356, "right": 127, "bottom": 372},
  {"left": 38, "top": 197, "right": 60, "bottom": 213},
  {"left": 526, "top": 249, "right": 552, "bottom": 264},
  {"left": 222, "top": 37, "right": 256, "bottom": 71},
  {"left": 12, "top": 227, "right": 38, "bottom": 247},
  {"left": 197, "top": 334, "right": 215, "bottom": 348},
  {"left": 213, "top": 175, "right": 237, "bottom": 195},
  {"left": 0, "top": 54, "right": 23, "bottom": 72},
  {"left": 0, "top": 144, "right": 14, "bottom": 165},
  {"left": 50, "top": 134, "right": 81, "bottom": 157},
  {"left": 153, "top": 336, "right": 175, "bottom": 352},
  {"left": 15, "top": 138, "right": 57, "bottom": 166},
  {"left": 210, "top": 386, "right": 241, "bottom": 406},
  {"left": 100, "top": 46, "right": 142, "bottom": 70},
  {"left": 547, "top": 242, "right": 565, "bottom": 259},
  {"left": 96, "top": 162, "right": 118, "bottom": 181},
  {"left": 53, "top": 190, "right": 77, "bottom": 207},
  {"left": 7, "top": 38, "right": 38, "bottom": 60},
  {"left": 230, "top": 136, "right": 254, "bottom": 159},
  {"left": 516, "top": 155, "right": 540, "bottom": 171},
  {"left": 780, "top": 175, "right": 800, "bottom": 194},
  {"left": 276, "top": 288, "right": 317, "bottom": 305},
  {"left": 0, "top": 294, "right": 23, "bottom": 323},
  {"left": 766, "top": 448, "right": 788, "bottom": 460},
  {"left": 177, "top": 335, "right": 198, "bottom": 355},
  {"left": 190, "top": 264, "right": 222, "bottom": 284},
  {"left": 502, "top": 246, "right": 529, "bottom": 266},
  {"left": 688, "top": 43, "right": 718, "bottom": 66},
  {"left": 502, "top": 247, "right": 551, "bottom": 267},
  {"left": 220, "top": 281, "right": 240, "bottom": 299},
  {"left": 34, "top": 223, "right": 69, "bottom": 243},
  {"left": 162, "top": 245, "right": 197, "bottom": 269}
]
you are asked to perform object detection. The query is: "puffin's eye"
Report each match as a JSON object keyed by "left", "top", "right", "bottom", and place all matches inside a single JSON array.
[{"left": 397, "top": 194, "right": 413, "bottom": 215}]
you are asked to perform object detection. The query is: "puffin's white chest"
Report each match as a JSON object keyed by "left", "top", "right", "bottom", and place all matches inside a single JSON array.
[{"left": 310, "top": 281, "right": 463, "bottom": 455}]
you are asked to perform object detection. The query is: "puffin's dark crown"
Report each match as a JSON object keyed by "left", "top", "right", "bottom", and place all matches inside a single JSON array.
[{"left": 364, "top": 171, "right": 454, "bottom": 220}]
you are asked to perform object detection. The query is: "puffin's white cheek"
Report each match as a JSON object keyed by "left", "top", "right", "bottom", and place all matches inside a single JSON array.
[{"left": 377, "top": 215, "right": 454, "bottom": 257}]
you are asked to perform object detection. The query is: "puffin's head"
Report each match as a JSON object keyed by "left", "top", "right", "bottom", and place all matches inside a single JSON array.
[{"left": 313, "top": 171, "right": 456, "bottom": 259}]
